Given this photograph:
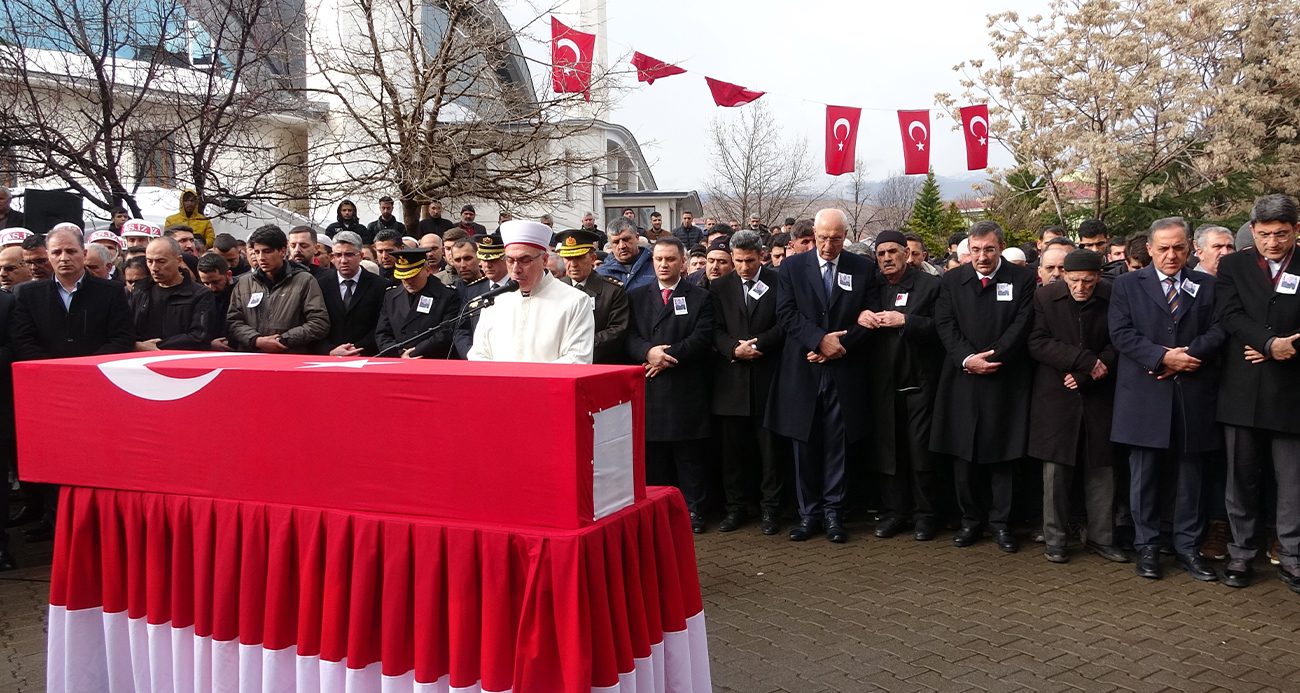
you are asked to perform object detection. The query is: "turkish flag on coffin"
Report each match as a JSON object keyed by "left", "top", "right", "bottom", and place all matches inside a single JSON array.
[
  {"left": 897, "top": 109, "right": 931, "bottom": 175},
  {"left": 960, "top": 103, "right": 991, "bottom": 170},
  {"left": 825, "top": 105, "right": 861, "bottom": 176},
  {"left": 705, "top": 77, "right": 764, "bottom": 107},
  {"left": 552, "top": 17, "right": 596, "bottom": 100},
  {"left": 631, "top": 51, "right": 686, "bottom": 84}
]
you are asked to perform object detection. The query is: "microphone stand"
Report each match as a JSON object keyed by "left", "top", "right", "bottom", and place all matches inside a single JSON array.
[{"left": 374, "top": 294, "right": 500, "bottom": 358}]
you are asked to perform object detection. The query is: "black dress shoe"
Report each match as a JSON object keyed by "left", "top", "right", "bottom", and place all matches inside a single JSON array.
[
  {"left": 1175, "top": 552, "right": 1219, "bottom": 582},
  {"left": 994, "top": 529, "right": 1019, "bottom": 553},
  {"left": 874, "top": 516, "right": 908, "bottom": 539},
  {"left": 1086, "top": 543, "right": 1129, "bottom": 563},
  {"left": 1221, "top": 559, "right": 1253, "bottom": 588},
  {"left": 689, "top": 513, "right": 706, "bottom": 534},
  {"left": 789, "top": 518, "right": 821, "bottom": 542},
  {"left": 759, "top": 512, "right": 780, "bottom": 536},
  {"left": 953, "top": 526, "right": 981, "bottom": 548},
  {"left": 1135, "top": 546, "right": 1162, "bottom": 579},
  {"left": 1044, "top": 545, "right": 1069, "bottom": 563},
  {"left": 1278, "top": 565, "right": 1300, "bottom": 594},
  {"left": 825, "top": 514, "right": 848, "bottom": 544},
  {"left": 7, "top": 504, "right": 39, "bottom": 528},
  {"left": 22, "top": 520, "right": 54, "bottom": 542},
  {"left": 717, "top": 511, "right": 744, "bottom": 533},
  {"left": 0, "top": 548, "right": 16, "bottom": 571},
  {"left": 913, "top": 519, "right": 937, "bottom": 541}
]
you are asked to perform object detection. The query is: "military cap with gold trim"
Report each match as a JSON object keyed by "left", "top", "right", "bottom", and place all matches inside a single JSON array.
[
  {"left": 476, "top": 232, "right": 505, "bottom": 261},
  {"left": 392, "top": 247, "right": 430, "bottom": 280},
  {"left": 553, "top": 229, "right": 602, "bottom": 258}
]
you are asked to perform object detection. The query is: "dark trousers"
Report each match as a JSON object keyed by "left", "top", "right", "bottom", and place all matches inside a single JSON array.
[
  {"left": 1225, "top": 426, "right": 1300, "bottom": 568},
  {"left": 719, "top": 415, "right": 784, "bottom": 515},
  {"left": 646, "top": 440, "right": 708, "bottom": 515},
  {"left": 954, "top": 460, "right": 1014, "bottom": 531},
  {"left": 1042, "top": 461, "right": 1115, "bottom": 548},
  {"left": 1129, "top": 446, "right": 1204, "bottom": 554},
  {"left": 792, "top": 374, "right": 848, "bottom": 521},
  {"left": 880, "top": 389, "right": 938, "bottom": 523}
]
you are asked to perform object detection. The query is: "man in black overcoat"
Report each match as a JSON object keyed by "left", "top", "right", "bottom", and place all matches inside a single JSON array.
[
  {"left": 626, "top": 238, "right": 714, "bottom": 533},
  {"left": 930, "top": 221, "right": 1036, "bottom": 553},
  {"left": 859, "top": 230, "right": 944, "bottom": 541},
  {"left": 1214, "top": 194, "right": 1300, "bottom": 593},
  {"left": 709, "top": 230, "right": 785, "bottom": 535}
]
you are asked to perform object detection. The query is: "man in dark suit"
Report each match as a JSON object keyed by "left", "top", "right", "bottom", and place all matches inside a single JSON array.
[
  {"left": 709, "top": 230, "right": 785, "bottom": 534},
  {"left": 626, "top": 237, "right": 714, "bottom": 533},
  {"left": 11, "top": 225, "right": 133, "bottom": 540},
  {"left": 931, "top": 220, "right": 1037, "bottom": 553},
  {"left": 859, "top": 230, "right": 944, "bottom": 541},
  {"left": 1214, "top": 194, "right": 1300, "bottom": 592},
  {"left": 1027, "top": 249, "right": 1126, "bottom": 565},
  {"left": 1110, "top": 217, "right": 1225, "bottom": 582},
  {"left": 451, "top": 233, "right": 507, "bottom": 358},
  {"left": 766, "top": 208, "right": 877, "bottom": 543},
  {"left": 556, "top": 229, "right": 629, "bottom": 364},
  {"left": 318, "top": 231, "right": 389, "bottom": 356},
  {"left": 375, "top": 248, "right": 460, "bottom": 358}
]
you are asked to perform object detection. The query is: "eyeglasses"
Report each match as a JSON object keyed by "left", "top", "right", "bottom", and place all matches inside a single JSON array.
[
  {"left": 331, "top": 251, "right": 360, "bottom": 259},
  {"left": 504, "top": 253, "right": 544, "bottom": 267}
]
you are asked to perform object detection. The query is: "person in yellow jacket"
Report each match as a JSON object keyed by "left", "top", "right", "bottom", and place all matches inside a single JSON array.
[{"left": 164, "top": 190, "right": 214, "bottom": 248}]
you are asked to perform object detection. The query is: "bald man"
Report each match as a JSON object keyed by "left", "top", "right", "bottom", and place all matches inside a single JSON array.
[{"left": 766, "top": 208, "right": 879, "bottom": 543}]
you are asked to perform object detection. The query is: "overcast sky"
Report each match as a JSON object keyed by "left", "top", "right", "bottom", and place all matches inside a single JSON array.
[{"left": 508, "top": 0, "right": 1048, "bottom": 194}]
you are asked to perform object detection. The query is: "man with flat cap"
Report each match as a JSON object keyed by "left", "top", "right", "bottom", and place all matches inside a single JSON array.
[
  {"left": 453, "top": 232, "right": 507, "bottom": 358},
  {"left": 858, "top": 230, "right": 945, "bottom": 541},
  {"left": 1028, "top": 249, "right": 1126, "bottom": 564},
  {"left": 468, "top": 220, "right": 594, "bottom": 363},
  {"left": 557, "top": 228, "right": 629, "bottom": 364},
  {"left": 375, "top": 247, "right": 460, "bottom": 358}
]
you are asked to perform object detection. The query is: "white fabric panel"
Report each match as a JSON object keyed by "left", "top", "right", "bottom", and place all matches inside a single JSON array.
[
  {"left": 591, "top": 401, "right": 636, "bottom": 520},
  {"left": 49, "top": 606, "right": 711, "bottom": 692}
]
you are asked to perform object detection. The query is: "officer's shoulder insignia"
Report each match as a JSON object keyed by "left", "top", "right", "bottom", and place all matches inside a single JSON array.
[
  {"left": 466, "top": 277, "right": 487, "bottom": 286},
  {"left": 600, "top": 275, "right": 624, "bottom": 287}
]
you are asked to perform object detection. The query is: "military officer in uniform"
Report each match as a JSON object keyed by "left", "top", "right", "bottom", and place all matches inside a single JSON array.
[
  {"left": 453, "top": 232, "right": 507, "bottom": 358},
  {"left": 555, "top": 229, "right": 630, "bottom": 364},
  {"left": 375, "top": 248, "right": 460, "bottom": 358}
]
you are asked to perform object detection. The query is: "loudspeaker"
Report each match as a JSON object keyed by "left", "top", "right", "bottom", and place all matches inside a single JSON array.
[{"left": 22, "top": 189, "right": 83, "bottom": 235}]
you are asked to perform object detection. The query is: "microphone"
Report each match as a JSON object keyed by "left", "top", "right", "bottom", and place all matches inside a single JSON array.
[{"left": 467, "top": 279, "right": 520, "bottom": 308}]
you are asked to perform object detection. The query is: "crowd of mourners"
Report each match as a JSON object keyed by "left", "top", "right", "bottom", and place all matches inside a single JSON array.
[{"left": 0, "top": 186, "right": 1294, "bottom": 601}]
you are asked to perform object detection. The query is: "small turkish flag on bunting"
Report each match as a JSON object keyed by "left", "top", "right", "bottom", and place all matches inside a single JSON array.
[
  {"left": 631, "top": 52, "right": 686, "bottom": 85},
  {"left": 825, "top": 105, "right": 861, "bottom": 176},
  {"left": 705, "top": 77, "right": 764, "bottom": 107},
  {"left": 959, "top": 104, "right": 990, "bottom": 170},
  {"left": 897, "top": 109, "right": 930, "bottom": 175},
  {"left": 551, "top": 17, "right": 596, "bottom": 100}
]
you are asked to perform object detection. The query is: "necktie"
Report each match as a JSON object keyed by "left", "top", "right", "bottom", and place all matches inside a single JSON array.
[
  {"left": 980, "top": 277, "right": 990, "bottom": 288},
  {"left": 661, "top": 288, "right": 672, "bottom": 305},
  {"left": 490, "top": 282, "right": 499, "bottom": 292},
  {"left": 822, "top": 262, "right": 835, "bottom": 300},
  {"left": 1165, "top": 277, "right": 1180, "bottom": 314},
  {"left": 744, "top": 279, "right": 755, "bottom": 309},
  {"left": 342, "top": 279, "right": 355, "bottom": 307}
]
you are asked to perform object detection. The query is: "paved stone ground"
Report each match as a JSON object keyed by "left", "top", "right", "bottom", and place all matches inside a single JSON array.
[{"left": 4, "top": 521, "right": 1299, "bottom": 692}]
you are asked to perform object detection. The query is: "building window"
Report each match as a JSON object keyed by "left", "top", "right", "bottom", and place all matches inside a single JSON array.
[{"left": 134, "top": 132, "right": 175, "bottom": 186}]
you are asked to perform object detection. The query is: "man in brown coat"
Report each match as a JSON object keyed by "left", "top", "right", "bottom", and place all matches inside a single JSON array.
[{"left": 1027, "top": 249, "right": 1127, "bottom": 564}]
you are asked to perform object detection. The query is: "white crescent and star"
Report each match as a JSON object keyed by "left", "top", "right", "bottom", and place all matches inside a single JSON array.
[
  {"left": 555, "top": 38, "right": 581, "bottom": 77},
  {"left": 99, "top": 353, "right": 402, "bottom": 401},
  {"left": 98, "top": 352, "right": 254, "bottom": 402},
  {"left": 832, "top": 117, "right": 852, "bottom": 151},
  {"left": 908, "top": 120, "right": 928, "bottom": 151},
  {"left": 968, "top": 114, "right": 989, "bottom": 147}
]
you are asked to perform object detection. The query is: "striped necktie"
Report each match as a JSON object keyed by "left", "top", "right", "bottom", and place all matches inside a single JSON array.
[{"left": 1165, "top": 277, "right": 1180, "bottom": 314}]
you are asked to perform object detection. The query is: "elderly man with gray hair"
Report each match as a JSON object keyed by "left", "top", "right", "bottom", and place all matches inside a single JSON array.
[{"left": 1193, "top": 224, "right": 1236, "bottom": 277}]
